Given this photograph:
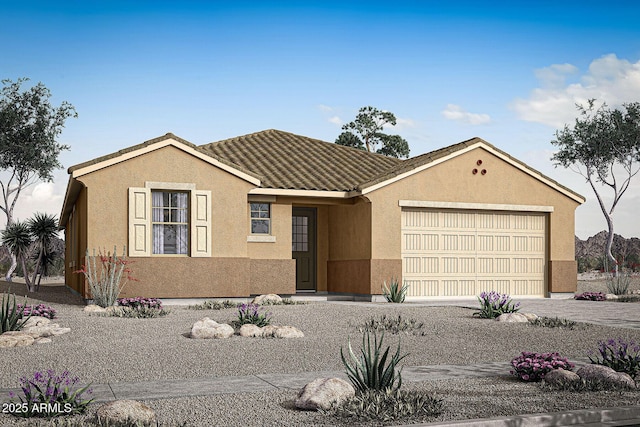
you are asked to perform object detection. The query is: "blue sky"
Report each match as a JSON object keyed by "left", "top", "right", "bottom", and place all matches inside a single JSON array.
[{"left": 2, "top": 1, "right": 640, "bottom": 238}]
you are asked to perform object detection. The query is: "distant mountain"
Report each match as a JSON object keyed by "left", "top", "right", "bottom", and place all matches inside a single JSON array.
[{"left": 575, "top": 231, "right": 640, "bottom": 271}]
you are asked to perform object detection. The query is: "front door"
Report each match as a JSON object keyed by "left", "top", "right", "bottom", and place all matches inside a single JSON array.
[{"left": 292, "top": 207, "right": 316, "bottom": 292}]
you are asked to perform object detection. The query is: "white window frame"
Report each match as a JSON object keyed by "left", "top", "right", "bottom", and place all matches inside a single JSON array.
[{"left": 128, "top": 182, "right": 211, "bottom": 257}]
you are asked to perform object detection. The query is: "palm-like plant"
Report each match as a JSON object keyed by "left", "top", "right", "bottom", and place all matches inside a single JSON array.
[
  {"left": 27, "top": 213, "right": 58, "bottom": 291},
  {"left": 1, "top": 221, "right": 34, "bottom": 291}
]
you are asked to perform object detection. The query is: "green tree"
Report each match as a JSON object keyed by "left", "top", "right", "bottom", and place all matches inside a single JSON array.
[
  {"left": 0, "top": 78, "right": 76, "bottom": 281},
  {"left": 1, "top": 221, "right": 33, "bottom": 290},
  {"left": 27, "top": 213, "right": 58, "bottom": 291},
  {"left": 336, "top": 106, "right": 410, "bottom": 158},
  {"left": 552, "top": 100, "right": 640, "bottom": 274}
]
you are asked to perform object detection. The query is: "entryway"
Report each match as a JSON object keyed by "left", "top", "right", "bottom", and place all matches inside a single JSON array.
[{"left": 292, "top": 207, "right": 316, "bottom": 292}]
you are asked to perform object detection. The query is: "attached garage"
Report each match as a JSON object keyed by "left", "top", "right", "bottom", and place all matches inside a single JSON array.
[{"left": 401, "top": 205, "right": 548, "bottom": 297}]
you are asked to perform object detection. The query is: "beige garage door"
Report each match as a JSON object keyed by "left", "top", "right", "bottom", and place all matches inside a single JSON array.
[{"left": 401, "top": 208, "right": 546, "bottom": 297}]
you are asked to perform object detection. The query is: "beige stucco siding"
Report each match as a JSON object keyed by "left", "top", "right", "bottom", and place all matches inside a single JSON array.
[
  {"left": 367, "top": 147, "right": 579, "bottom": 260},
  {"left": 78, "top": 145, "right": 255, "bottom": 257},
  {"left": 366, "top": 147, "right": 580, "bottom": 294}
]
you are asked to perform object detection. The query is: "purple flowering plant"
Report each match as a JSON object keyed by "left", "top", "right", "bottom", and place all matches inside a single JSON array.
[
  {"left": 15, "top": 304, "right": 57, "bottom": 320},
  {"left": 510, "top": 352, "right": 574, "bottom": 382},
  {"left": 117, "top": 297, "right": 163, "bottom": 310},
  {"left": 588, "top": 337, "right": 640, "bottom": 379},
  {"left": 8, "top": 370, "right": 93, "bottom": 418},
  {"left": 235, "top": 303, "right": 272, "bottom": 327},
  {"left": 574, "top": 291, "right": 607, "bottom": 301},
  {"left": 473, "top": 291, "right": 521, "bottom": 319}
]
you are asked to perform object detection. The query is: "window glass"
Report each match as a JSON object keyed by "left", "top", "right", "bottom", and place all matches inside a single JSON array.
[
  {"left": 152, "top": 191, "right": 189, "bottom": 254},
  {"left": 250, "top": 203, "right": 271, "bottom": 234}
]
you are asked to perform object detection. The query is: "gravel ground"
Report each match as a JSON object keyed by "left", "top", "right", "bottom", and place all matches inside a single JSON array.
[{"left": 1, "top": 281, "right": 639, "bottom": 426}]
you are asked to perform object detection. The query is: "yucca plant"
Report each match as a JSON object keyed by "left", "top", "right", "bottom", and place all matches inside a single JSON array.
[
  {"left": 381, "top": 278, "right": 409, "bottom": 303},
  {"left": 340, "top": 331, "right": 407, "bottom": 393},
  {"left": 1, "top": 292, "right": 32, "bottom": 333}
]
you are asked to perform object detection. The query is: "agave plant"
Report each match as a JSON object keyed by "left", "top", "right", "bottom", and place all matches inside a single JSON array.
[
  {"left": 340, "top": 331, "right": 407, "bottom": 393},
  {"left": 1, "top": 292, "right": 31, "bottom": 333},
  {"left": 381, "top": 278, "right": 409, "bottom": 303}
]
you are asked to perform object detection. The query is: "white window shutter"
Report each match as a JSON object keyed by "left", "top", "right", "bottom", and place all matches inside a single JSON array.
[
  {"left": 128, "top": 187, "right": 151, "bottom": 256},
  {"left": 191, "top": 190, "right": 212, "bottom": 257}
]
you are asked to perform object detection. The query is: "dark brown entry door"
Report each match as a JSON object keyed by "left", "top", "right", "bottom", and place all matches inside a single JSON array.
[{"left": 292, "top": 207, "right": 316, "bottom": 291}]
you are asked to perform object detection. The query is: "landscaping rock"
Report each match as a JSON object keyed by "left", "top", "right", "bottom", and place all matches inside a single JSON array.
[
  {"left": 252, "top": 294, "right": 282, "bottom": 305},
  {"left": 543, "top": 368, "right": 580, "bottom": 386},
  {"left": 295, "top": 377, "right": 355, "bottom": 410},
  {"left": 190, "top": 317, "right": 234, "bottom": 339},
  {"left": 84, "top": 304, "right": 107, "bottom": 313},
  {"left": 576, "top": 364, "right": 636, "bottom": 389},
  {"left": 496, "top": 313, "right": 529, "bottom": 323},
  {"left": 1, "top": 332, "right": 35, "bottom": 347},
  {"left": 34, "top": 337, "right": 52, "bottom": 344},
  {"left": 239, "top": 324, "right": 263, "bottom": 337},
  {"left": 22, "top": 316, "right": 51, "bottom": 329},
  {"left": 605, "top": 293, "right": 619, "bottom": 301},
  {"left": 273, "top": 325, "right": 304, "bottom": 338},
  {"left": 96, "top": 399, "right": 157, "bottom": 425},
  {"left": 521, "top": 312, "right": 539, "bottom": 322},
  {"left": 0, "top": 335, "right": 18, "bottom": 347}
]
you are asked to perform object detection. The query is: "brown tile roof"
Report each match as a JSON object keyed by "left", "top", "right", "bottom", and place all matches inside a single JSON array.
[{"left": 199, "top": 129, "right": 402, "bottom": 191}]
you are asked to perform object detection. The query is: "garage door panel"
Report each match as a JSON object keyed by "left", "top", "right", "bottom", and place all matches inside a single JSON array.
[{"left": 401, "top": 209, "right": 545, "bottom": 297}]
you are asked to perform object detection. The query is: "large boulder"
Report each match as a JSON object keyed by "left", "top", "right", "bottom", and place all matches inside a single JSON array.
[
  {"left": 239, "top": 324, "right": 263, "bottom": 337},
  {"left": 576, "top": 364, "right": 636, "bottom": 389},
  {"left": 83, "top": 304, "right": 107, "bottom": 313},
  {"left": 96, "top": 400, "right": 157, "bottom": 425},
  {"left": 295, "top": 378, "right": 355, "bottom": 410},
  {"left": 190, "top": 317, "right": 234, "bottom": 339},
  {"left": 496, "top": 313, "right": 529, "bottom": 323},
  {"left": 252, "top": 294, "right": 282, "bottom": 305},
  {"left": 521, "top": 312, "right": 539, "bottom": 322},
  {"left": 543, "top": 368, "right": 581, "bottom": 386},
  {"left": 22, "top": 316, "right": 51, "bottom": 329},
  {"left": 273, "top": 325, "right": 304, "bottom": 339}
]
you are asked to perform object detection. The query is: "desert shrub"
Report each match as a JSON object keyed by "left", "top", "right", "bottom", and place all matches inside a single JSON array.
[
  {"left": 381, "top": 278, "right": 409, "bottom": 303},
  {"left": 6, "top": 370, "right": 93, "bottom": 418},
  {"left": 606, "top": 272, "right": 631, "bottom": 295},
  {"left": 15, "top": 303, "right": 57, "bottom": 319},
  {"left": 1, "top": 292, "right": 31, "bottom": 333},
  {"left": 357, "top": 315, "right": 425, "bottom": 335},
  {"left": 588, "top": 338, "right": 640, "bottom": 379},
  {"left": 341, "top": 331, "right": 407, "bottom": 392},
  {"left": 234, "top": 303, "right": 271, "bottom": 327},
  {"left": 100, "top": 306, "right": 170, "bottom": 318},
  {"left": 529, "top": 316, "right": 577, "bottom": 329},
  {"left": 188, "top": 300, "right": 237, "bottom": 310},
  {"left": 259, "top": 298, "right": 306, "bottom": 306},
  {"left": 574, "top": 291, "right": 607, "bottom": 301},
  {"left": 510, "top": 351, "right": 574, "bottom": 382},
  {"left": 324, "top": 388, "right": 443, "bottom": 422},
  {"left": 76, "top": 247, "right": 135, "bottom": 308},
  {"left": 617, "top": 294, "right": 640, "bottom": 303},
  {"left": 473, "top": 290, "right": 520, "bottom": 319},
  {"left": 117, "top": 297, "right": 162, "bottom": 310}
]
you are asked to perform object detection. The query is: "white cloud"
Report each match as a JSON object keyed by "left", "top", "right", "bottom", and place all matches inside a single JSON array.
[
  {"left": 441, "top": 104, "right": 491, "bottom": 125},
  {"left": 512, "top": 54, "right": 640, "bottom": 128},
  {"left": 328, "top": 116, "right": 342, "bottom": 126},
  {"left": 390, "top": 117, "right": 416, "bottom": 130},
  {"left": 317, "top": 104, "right": 334, "bottom": 112},
  {"left": 10, "top": 181, "right": 65, "bottom": 223}
]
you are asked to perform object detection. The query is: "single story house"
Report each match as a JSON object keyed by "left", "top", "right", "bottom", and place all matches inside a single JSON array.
[{"left": 60, "top": 129, "right": 585, "bottom": 300}]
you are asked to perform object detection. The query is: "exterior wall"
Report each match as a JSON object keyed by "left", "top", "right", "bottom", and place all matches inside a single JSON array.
[
  {"left": 327, "top": 198, "right": 374, "bottom": 294},
  {"left": 73, "top": 145, "right": 265, "bottom": 298},
  {"left": 366, "top": 147, "right": 581, "bottom": 294},
  {"left": 64, "top": 186, "right": 88, "bottom": 296}
]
